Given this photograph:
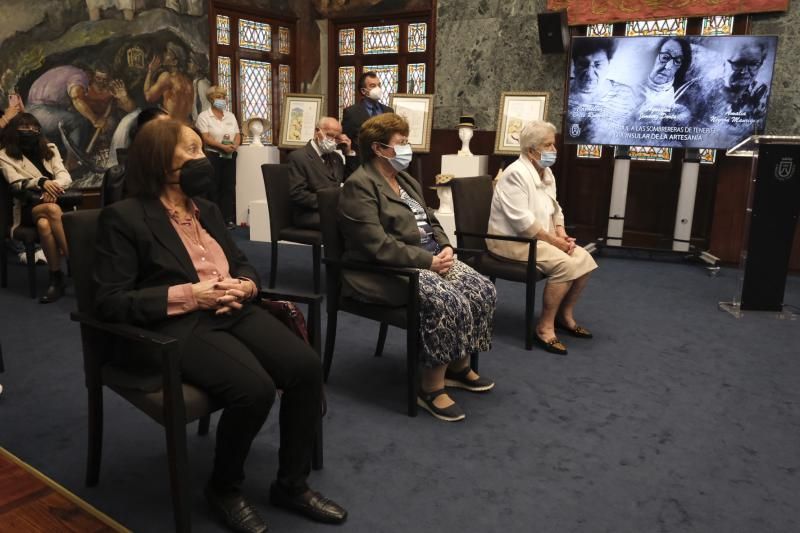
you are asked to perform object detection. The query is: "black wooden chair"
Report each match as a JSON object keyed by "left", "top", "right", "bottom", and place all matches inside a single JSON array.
[
  {"left": 0, "top": 179, "right": 38, "bottom": 298},
  {"left": 262, "top": 163, "right": 322, "bottom": 292},
  {"left": 63, "top": 208, "right": 323, "bottom": 533},
  {"left": 450, "top": 176, "right": 544, "bottom": 350},
  {"left": 317, "top": 187, "right": 423, "bottom": 416}
]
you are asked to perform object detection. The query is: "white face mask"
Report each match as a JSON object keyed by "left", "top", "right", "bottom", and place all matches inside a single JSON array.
[
  {"left": 366, "top": 86, "right": 383, "bottom": 101},
  {"left": 212, "top": 98, "right": 226, "bottom": 110},
  {"left": 378, "top": 143, "right": 413, "bottom": 172},
  {"left": 318, "top": 136, "right": 338, "bottom": 154}
]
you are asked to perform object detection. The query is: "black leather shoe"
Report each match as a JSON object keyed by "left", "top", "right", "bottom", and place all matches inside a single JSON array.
[
  {"left": 205, "top": 485, "right": 268, "bottom": 533},
  {"left": 39, "top": 270, "right": 65, "bottom": 304},
  {"left": 269, "top": 482, "right": 347, "bottom": 524}
]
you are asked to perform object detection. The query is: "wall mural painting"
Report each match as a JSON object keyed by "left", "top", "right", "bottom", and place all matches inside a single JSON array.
[{"left": 0, "top": 0, "right": 209, "bottom": 188}]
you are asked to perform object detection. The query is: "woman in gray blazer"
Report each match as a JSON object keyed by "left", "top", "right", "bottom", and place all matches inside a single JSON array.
[{"left": 338, "top": 113, "right": 496, "bottom": 422}]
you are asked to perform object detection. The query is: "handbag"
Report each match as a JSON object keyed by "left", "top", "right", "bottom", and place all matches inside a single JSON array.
[
  {"left": 18, "top": 188, "right": 83, "bottom": 210},
  {"left": 258, "top": 298, "right": 310, "bottom": 345}
]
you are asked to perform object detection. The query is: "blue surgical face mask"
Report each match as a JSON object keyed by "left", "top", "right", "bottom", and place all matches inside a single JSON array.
[
  {"left": 213, "top": 98, "right": 226, "bottom": 110},
  {"left": 379, "top": 142, "right": 413, "bottom": 171},
  {"left": 538, "top": 150, "right": 557, "bottom": 168}
]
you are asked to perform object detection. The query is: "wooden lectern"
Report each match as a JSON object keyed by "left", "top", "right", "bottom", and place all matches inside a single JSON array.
[{"left": 726, "top": 135, "right": 800, "bottom": 312}]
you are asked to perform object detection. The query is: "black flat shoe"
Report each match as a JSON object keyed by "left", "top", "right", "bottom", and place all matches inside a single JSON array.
[
  {"left": 269, "top": 482, "right": 347, "bottom": 524},
  {"left": 534, "top": 335, "right": 568, "bottom": 355},
  {"left": 39, "top": 270, "right": 65, "bottom": 304},
  {"left": 416, "top": 388, "right": 466, "bottom": 422},
  {"left": 205, "top": 485, "right": 268, "bottom": 533},
  {"left": 444, "top": 367, "right": 495, "bottom": 393},
  {"left": 556, "top": 321, "right": 593, "bottom": 339}
]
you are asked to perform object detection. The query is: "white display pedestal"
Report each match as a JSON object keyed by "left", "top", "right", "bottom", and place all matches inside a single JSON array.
[
  {"left": 436, "top": 154, "right": 489, "bottom": 246},
  {"left": 235, "top": 144, "right": 279, "bottom": 237},
  {"left": 248, "top": 200, "right": 270, "bottom": 242}
]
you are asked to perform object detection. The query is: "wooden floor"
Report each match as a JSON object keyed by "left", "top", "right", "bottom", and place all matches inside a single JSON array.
[{"left": 0, "top": 447, "right": 129, "bottom": 533}]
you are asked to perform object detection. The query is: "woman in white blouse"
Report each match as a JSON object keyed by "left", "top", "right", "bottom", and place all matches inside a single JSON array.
[
  {"left": 195, "top": 86, "right": 241, "bottom": 229},
  {"left": 487, "top": 120, "right": 597, "bottom": 355}
]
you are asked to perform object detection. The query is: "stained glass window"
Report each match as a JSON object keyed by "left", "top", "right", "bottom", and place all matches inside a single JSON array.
[
  {"left": 577, "top": 144, "right": 603, "bottom": 159},
  {"left": 701, "top": 16, "right": 734, "bottom": 36},
  {"left": 625, "top": 18, "right": 687, "bottom": 37},
  {"left": 338, "top": 66, "right": 355, "bottom": 121},
  {"left": 586, "top": 24, "right": 613, "bottom": 38},
  {"left": 217, "top": 15, "right": 230, "bottom": 46},
  {"left": 278, "top": 65, "right": 291, "bottom": 133},
  {"left": 239, "top": 19, "right": 271, "bottom": 52},
  {"left": 407, "top": 63, "right": 426, "bottom": 94},
  {"left": 408, "top": 23, "right": 427, "bottom": 52},
  {"left": 278, "top": 27, "right": 291, "bottom": 54},
  {"left": 339, "top": 28, "right": 356, "bottom": 56},
  {"left": 363, "top": 25, "right": 400, "bottom": 55},
  {"left": 217, "top": 56, "right": 232, "bottom": 111},
  {"left": 629, "top": 146, "right": 672, "bottom": 162},
  {"left": 700, "top": 148, "right": 717, "bottom": 164},
  {"left": 363, "top": 65, "right": 397, "bottom": 106},
  {"left": 240, "top": 59, "right": 272, "bottom": 143}
]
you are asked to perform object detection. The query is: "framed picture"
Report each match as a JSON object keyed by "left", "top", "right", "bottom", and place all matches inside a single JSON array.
[
  {"left": 494, "top": 92, "right": 550, "bottom": 155},
  {"left": 389, "top": 94, "right": 434, "bottom": 153},
  {"left": 279, "top": 93, "right": 324, "bottom": 149}
]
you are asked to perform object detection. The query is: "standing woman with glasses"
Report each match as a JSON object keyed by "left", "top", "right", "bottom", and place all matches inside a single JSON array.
[
  {"left": 0, "top": 113, "right": 72, "bottom": 302},
  {"left": 195, "top": 85, "right": 240, "bottom": 229},
  {"left": 337, "top": 113, "right": 497, "bottom": 422}
]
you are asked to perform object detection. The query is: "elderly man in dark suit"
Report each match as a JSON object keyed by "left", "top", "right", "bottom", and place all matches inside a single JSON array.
[
  {"left": 341, "top": 71, "right": 393, "bottom": 162},
  {"left": 288, "top": 116, "right": 358, "bottom": 229}
]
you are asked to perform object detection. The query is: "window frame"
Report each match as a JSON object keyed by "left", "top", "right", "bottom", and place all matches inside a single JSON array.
[
  {"left": 209, "top": 2, "right": 298, "bottom": 143},
  {"left": 328, "top": 10, "right": 436, "bottom": 120}
]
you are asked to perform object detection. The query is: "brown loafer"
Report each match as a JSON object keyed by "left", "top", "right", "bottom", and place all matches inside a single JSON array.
[
  {"left": 556, "top": 321, "right": 593, "bottom": 339},
  {"left": 534, "top": 335, "right": 568, "bottom": 355}
]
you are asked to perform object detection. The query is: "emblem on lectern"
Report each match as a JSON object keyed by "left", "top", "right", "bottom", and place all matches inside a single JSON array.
[{"left": 774, "top": 158, "right": 795, "bottom": 182}]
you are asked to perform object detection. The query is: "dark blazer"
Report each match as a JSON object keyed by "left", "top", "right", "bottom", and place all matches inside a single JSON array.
[
  {"left": 288, "top": 141, "right": 356, "bottom": 228},
  {"left": 94, "top": 196, "right": 260, "bottom": 349},
  {"left": 338, "top": 161, "right": 450, "bottom": 306},
  {"left": 341, "top": 100, "right": 393, "bottom": 156}
]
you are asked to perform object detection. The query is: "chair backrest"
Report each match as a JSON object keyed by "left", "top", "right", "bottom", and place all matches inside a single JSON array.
[
  {"left": 62, "top": 209, "right": 101, "bottom": 314},
  {"left": 450, "top": 175, "right": 493, "bottom": 252},
  {"left": 100, "top": 165, "right": 126, "bottom": 207},
  {"left": 262, "top": 163, "right": 292, "bottom": 235},
  {"left": 317, "top": 188, "right": 343, "bottom": 307},
  {"left": 0, "top": 179, "right": 12, "bottom": 239}
]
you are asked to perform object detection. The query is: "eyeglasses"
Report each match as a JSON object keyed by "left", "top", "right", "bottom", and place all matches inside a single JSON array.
[
  {"left": 379, "top": 140, "right": 409, "bottom": 148},
  {"left": 657, "top": 53, "right": 683, "bottom": 67},
  {"left": 17, "top": 127, "right": 40, "bottom": 134},
  {"left": 727, "top": 59, "right": 762, "bottom": 73}
]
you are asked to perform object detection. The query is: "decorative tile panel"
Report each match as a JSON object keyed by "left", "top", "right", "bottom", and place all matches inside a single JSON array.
[
  {"left": 577, "top": 144, "right": 603, "bottom": 159},
  {"left": 217, "top": 56, "right": 232, "bottom": 111},
  {"left": 701, "top": 16, "right": 734, "bottom": 36},
  {"left": 278, "top": 26, "right": 291, "bottom": 54},
  {"left": 216, "top": 15, "right": 230, "bottom": 46},
  {"left": 408, "top": 23, "right": 427, "bottom": 52},
  {"left": 363, "top": 25, "right": 400, "bottom": 54},
  {"left": 338, "top": 28, "right": 356, "bottom": 56},
  {"left": 407, "top": 63, "right": 426, "bottom": 94},
  {"left": 240, "top": 59, "right": 272, "bottom": 143},
  {"left": 239, "top": 19, "right": 271, "bottom": 52},
  {"left": 625, "top": 18, "right": 687, "bottom": 37},
  {"left": 338, "top": 66, "right": 355, "bottom": 121}
]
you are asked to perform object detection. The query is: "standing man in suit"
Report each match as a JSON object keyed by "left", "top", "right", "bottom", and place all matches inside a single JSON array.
[
  {"left": 288, "top": 116, "right": 358, "bottom": 229},
  {"left": 341, "top": 71, "right": 393, "bottom": 162}
]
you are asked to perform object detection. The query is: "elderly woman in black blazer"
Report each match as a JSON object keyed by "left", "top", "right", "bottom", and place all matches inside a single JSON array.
[
  {"left": 94, "top": 119, "right": 346, "bottom": 533},
  {"left": 338, "top": 113, "right": 497, "bottom": 422}
]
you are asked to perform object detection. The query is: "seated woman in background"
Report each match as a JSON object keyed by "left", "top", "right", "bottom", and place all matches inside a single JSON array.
[
  {"left": 338, "top": 113, "right": 496, "bottom": 423},
  {"left": 487, "top": 120, "right": 597, "bottom": 356},
  {"left": 94, "top": 119, "right": 347, "bottom": 532},
  {"left": 0, "top": 113, "right": 72, "bottom": 303},
  {"left": 195, "top": 85, "right": 240, "bottom": 229}
]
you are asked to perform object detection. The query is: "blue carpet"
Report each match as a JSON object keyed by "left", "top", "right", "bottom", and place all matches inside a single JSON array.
[{"left": 1, "top": 232, "right": 799, "bottom": 533}]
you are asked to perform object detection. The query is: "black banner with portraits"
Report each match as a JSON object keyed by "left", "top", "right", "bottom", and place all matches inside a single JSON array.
[{"left": 564, "top": 35, "right": 779, "bottom": 150}]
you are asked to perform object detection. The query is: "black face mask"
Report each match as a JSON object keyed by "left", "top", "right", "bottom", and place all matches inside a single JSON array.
[
  {"left": 170, "top": 157, "right": 214, "bottom": 197},
  {"left": 18, "top": 131, "right": 40, "bottom": 152}
]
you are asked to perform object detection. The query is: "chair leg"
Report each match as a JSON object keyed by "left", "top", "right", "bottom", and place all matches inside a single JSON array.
[
  {"left": 86, "top": 383, "right": 103, "bottom": 487},
  {"left": 165, "top": 413, "right": 191, "bottom": 533},
  {"left": 312, "top": 244, "right": 321, "bottom": 294},
  {"left": 374, "top": 322, "right": 388, "bottom": 357},
  {"left": 406, "top": 328, "right": 418, "bottom": 417},
  {"left": 25, "top": 243, "right": 36, "bottom": 299},
  {"left": 525, "top": 279, "right": 536, "bottom": 351},
  {"left": 1, "top": 243, "right": 7, "bottom": 288},
  {"left": 322, "top": 311, "right": 338, "bottom": 382},
  {"left": 470, "top": 353, "right": 479, "bottom": 373},
  {"left": 269, "top": 240, "right": 279, "bottom": 288},
  {"left": 312, "top": 416, "right": 323, "bottom": 471},
  {"left": 197, "top": 414, "right": 210, "bottom": 436}
]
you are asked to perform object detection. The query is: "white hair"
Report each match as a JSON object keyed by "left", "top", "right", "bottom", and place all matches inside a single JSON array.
[
  {"left": 316, "top": 116, "right": 340, "bottom": 129},
  {"left": 519, "top": 120, "right": 557, "bottom": 153}
]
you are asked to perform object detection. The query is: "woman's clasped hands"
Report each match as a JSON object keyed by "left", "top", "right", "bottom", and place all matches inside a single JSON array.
[{"left": 192, "top": 276, "right": 256, "bottom": 315}]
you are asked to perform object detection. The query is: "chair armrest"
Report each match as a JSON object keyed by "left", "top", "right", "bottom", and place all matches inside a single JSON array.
[
  {"left": 322, "top": 257, "right": 420, "bottom": 279},
  {"left": 260, "top": 290, "right": 323, "bottom": 305},
  {"left": 70, "top": 311, "right": 177, "bottom": 346},
  {"left": 455, "top": 230, "right": 538, "bottom": 244}
]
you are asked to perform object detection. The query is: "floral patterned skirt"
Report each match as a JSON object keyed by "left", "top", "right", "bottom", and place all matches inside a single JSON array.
[{"left": 416, "top": 259, "right": 496, "bottom": 368}]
